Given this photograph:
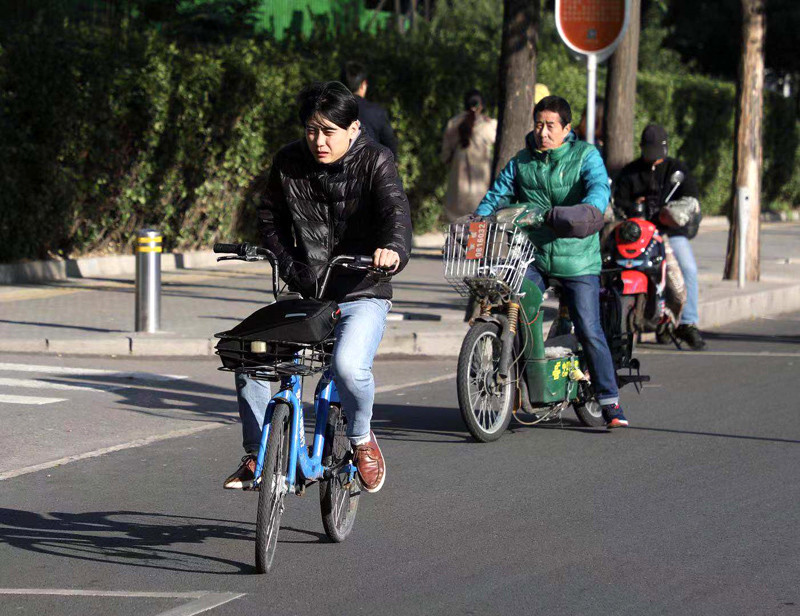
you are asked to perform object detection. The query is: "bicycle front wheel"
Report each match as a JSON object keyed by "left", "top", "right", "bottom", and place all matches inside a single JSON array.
[
  {"left": 456, "top": 321, "right": 515, "bottom": 442},
  {"left": 255, "top": 402, "right": 291, "bottom": 574},
  {"left": 319, "top": 403, "right": 360, "bottom": 542}
]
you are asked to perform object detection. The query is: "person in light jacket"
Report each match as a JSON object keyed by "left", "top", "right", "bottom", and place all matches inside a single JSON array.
[{"left": 441, "top": 90, "right": 497, "bottom": 221}]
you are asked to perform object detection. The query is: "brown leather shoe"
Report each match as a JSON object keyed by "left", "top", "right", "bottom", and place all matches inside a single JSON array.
[
  {"left": 352, "top": 431, "right": 386, "bottom": 493},
  {"left": 223, "top": 455, "right": 257, "bottom": 490}
]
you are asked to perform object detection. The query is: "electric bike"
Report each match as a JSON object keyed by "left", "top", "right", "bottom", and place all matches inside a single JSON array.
[{"left": 444, "top": 210, "right": 648, "bottom": 442}]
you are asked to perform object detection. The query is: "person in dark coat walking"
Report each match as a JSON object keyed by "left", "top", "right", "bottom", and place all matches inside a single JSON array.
[
  {"left": 223, "top": 81, "right": 412, "bottom": 494},
  {"left": 342, "top": 61, "right": 398, "bottom": 159}
]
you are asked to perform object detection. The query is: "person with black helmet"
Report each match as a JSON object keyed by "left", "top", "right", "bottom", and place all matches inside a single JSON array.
[{"left": 614, "top": 124, "right": 706, "bottom": 350}]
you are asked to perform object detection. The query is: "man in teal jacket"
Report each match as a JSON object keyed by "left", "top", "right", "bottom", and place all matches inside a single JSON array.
[{"left": 476, "top": 95, "right": 628, "bottom": 428}]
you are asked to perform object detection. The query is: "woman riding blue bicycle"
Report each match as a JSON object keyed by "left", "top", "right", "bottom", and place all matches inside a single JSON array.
[{"left": 223, "top": 80, "right": 412, "bottom": 495}]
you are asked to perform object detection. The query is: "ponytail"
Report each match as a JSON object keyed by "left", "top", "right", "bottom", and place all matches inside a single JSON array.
[
  {"left": 458, "top": 109, "right": 477, "bottom": 149},
  {"left": 456, "top": 89, "right": 485, "bottom": 150}
]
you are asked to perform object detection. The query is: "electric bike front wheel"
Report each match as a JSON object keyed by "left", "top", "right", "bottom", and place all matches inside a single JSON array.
[
  {"left": 457, "top": 321, "right": 515, "bottom": 442},
  {"left": 319, "top": 403, "right": 360, "bottom": 542},
  {"left": 255, "top": 402, "right": 291, "bottom": 574}
]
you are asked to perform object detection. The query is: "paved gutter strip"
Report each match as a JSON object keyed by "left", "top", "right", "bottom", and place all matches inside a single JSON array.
[
  {"left": 4, "top": 277, "right": 800, "bottom": 360},
  {"left": 0, "top": 589, "right": 245, "bottom": 616},
  {"left": 0, "top": 371, "right": 456, "bottom": 480},
  {"left": 0, "top": 423, "right": 230, "bottom": 480}
]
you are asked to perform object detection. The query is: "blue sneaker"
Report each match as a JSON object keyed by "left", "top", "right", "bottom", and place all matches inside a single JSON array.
[{"left": 602, "top": 403, "right": 629, "bottom": 429}]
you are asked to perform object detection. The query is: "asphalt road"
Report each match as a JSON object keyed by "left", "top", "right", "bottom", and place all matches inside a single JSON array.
[{"left": 1, "top": 312, "right": 799, "bottom": 615}]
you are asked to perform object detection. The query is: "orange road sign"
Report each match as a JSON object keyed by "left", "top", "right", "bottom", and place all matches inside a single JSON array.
[{"left": 555, "top": 0, "right": 629, "bottom": 61}]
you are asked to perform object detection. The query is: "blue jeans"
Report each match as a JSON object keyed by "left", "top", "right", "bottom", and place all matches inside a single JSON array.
[
  {"left": 235, "top": 298, "right": 391, "bottom": 453},
  {"left": 526, "top": 266, "right": 619, "bottom": 406},
  {"left": 668, "top": 235, "right": 699, "bottom": 325}
]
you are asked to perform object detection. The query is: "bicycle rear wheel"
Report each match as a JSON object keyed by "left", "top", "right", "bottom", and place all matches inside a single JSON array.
[
  {"left": 319, "top": 403, "right": 360, "bottom": 542},
  {"left": 255, "top": 402, "right": 291, "bottom": 574}
]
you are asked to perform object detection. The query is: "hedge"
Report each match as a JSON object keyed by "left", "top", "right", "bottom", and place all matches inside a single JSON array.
[{"left": 0, "top": 11, "right": 797, "bottom": 262}]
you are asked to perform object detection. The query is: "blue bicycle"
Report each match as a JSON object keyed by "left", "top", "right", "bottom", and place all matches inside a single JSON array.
[{"left": 213, "top": 243, "right": 386, "bottom": 573}]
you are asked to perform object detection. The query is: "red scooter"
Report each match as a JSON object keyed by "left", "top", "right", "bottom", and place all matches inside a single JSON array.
[{"left": 602, "top": 216, "right": 682, "bottom": 347}]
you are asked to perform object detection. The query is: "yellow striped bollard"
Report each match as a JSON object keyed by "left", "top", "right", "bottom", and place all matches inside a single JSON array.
[{"left": 135, "top": 229, "right": 162, "bottom": 332}]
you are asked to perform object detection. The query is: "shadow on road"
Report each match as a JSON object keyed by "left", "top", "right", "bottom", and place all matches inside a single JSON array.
[
  {"left": 0, "top": 319, "right": 126, "bottom": 334},
  {"left": 629, "top": 426, "right": 800, "bottom": 444},
  {"left": 0, "top": 508, "right": 255, "bottom": 574},
  {"left": 370, "top": 404, "right": 607, "bottom": 442},
  {"left": 34, "top": 372, "right": 241, "bottom": 425},
  {"left": 371, "top": 404, "right": 472, "bottom": 443},
  {"left": 701, "top": 331, "right": 800, "bottom": 346},
  {"left": 0, "top": 508, "right": 328, "bottom": 575}
]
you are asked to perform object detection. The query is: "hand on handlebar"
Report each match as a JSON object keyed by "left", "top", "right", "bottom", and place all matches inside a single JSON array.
[{"left": 373, "top": 247, "right": 400, "bottom": 273}]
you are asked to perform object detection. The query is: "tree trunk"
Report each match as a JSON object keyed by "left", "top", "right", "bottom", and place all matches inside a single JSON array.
[
  {"left": 604, "top": 0, "right": 641, "bottom": 177},
  {"left": 492, "top": 0, "right": 540, "bottom": 177},
  {"left": 724, "top": 0, "right": 765, "bottom": 281},
  {"left": 394, "top": 0, "right": 403, "bottom": 34}
]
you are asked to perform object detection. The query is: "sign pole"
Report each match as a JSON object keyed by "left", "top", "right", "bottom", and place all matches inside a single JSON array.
[
  {"left": 586, "top": 53, "right": 598, "bottom": 145},
  {"left": 555, "top": 0, "right": 630, "bottom": 143}
]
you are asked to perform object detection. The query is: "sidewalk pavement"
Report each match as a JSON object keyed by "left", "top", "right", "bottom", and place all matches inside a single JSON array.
[{"left": 1, "top": 218, "right": 799, "bottom": 357}]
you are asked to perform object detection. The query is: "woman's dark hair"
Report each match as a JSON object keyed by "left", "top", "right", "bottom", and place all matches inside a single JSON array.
[
  {"left": 297, "top": 81, "right": 359, "bottom": 129},
  {"left": 533, "top": 95, "right": 572, "bottom": 127},
  {"left": 458, "top": 89, "right": 485, "bottom": 149}
]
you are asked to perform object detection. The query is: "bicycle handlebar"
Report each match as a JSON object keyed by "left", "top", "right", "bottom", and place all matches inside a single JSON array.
[
  {"left": 212, "top": 243, "right": 243, "bottom": 255},
  {"left": 213, "top": 242, "right": 390, "bottom": 300}
]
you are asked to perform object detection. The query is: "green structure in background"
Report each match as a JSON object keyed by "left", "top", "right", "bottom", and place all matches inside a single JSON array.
[
  {"left": 1, "top": 1, "right": 392, "bottom": 38},
  {"left": 177, "top": 0, "right": 391, "bottom": 39}
]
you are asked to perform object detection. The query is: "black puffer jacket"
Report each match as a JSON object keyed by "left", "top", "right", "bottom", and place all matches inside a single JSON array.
[
  {"left": 614, "top": 157, "right": 701, "bottom": 238},
  {"left": 258, "top": 132, "right": 412, "bottom": 302}
]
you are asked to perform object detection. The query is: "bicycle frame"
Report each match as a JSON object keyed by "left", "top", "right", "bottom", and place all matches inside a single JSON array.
[{"left": 252, "top": 369, "right": 356, "bottom": 490}]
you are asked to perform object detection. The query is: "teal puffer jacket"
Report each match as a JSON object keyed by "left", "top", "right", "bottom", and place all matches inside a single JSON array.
[{"left": 476, "top": 131, "right": 610, "bottom": 277}]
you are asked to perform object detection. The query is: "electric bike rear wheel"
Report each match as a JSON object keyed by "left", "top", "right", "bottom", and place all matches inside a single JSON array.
[
  {"left": 573, "top": 382, "right": 605, "bottom": 427},
  {"left": 255, "top": 403, "right": 291, "bottom": 574},
  {"left": 319, "top": 403, "right": 360, "bottom": 542},
  {"left": 457, "top": 321, "right": 515, "bottom": 442}
]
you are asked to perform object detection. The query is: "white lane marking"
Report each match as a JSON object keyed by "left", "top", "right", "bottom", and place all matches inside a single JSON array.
[
  {"left": 0, "top": 362, "right": 186, "bottom": 381},
  {"left": 0, "top": 377, "right": 124, "bottom": 392},
  {"left": 155, "top": 592, "right": 245, "bottom": 616},
  {"left": 0, "top": 394, "right": 66, "bottom": 405},
  {"left": 0, "top": 422, "right": 229, "bottom": 481},
  {"left": 375, "top": 372, "right": 456, "bottom": 394},
  {"left": 636, "top": 350, "right": 800, "bottom": 358},
  {"left": 0, "top": 589, "right": 244, "bottom": 616},
  {"left": 0, "top": 589, "right": 209, "bottom": 598}
]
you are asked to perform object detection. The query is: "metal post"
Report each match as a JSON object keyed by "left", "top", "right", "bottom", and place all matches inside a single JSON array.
[
  {"left": 586, "top": 53, "right": 597, "bottom": 145},
  {"left": 737, "top": 187, "right": 750, "bottom": 289},
  {"left": 135, "top": 229, "right": 162, "bottom": 332}
]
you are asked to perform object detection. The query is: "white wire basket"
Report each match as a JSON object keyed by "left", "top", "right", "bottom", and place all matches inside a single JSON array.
[{"left": 443, "top": 221, "right": 537, "bottom": 297}]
